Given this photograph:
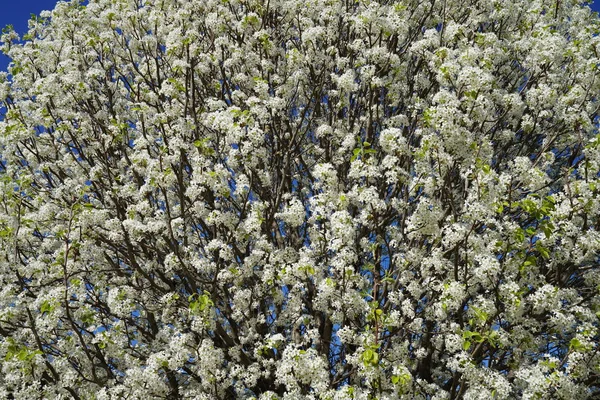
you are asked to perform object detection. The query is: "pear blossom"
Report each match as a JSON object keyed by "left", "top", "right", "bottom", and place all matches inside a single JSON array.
[{"left": 0, "top": 0, "right": 599, "bottom": 398}]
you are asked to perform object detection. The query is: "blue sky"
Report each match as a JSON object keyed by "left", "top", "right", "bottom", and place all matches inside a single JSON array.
[
  {"left": 0, "top": 0, "right": 59, "bottom": 71},
  {"left": 0, "top": 0, "right": 600, "bottom": 72}
]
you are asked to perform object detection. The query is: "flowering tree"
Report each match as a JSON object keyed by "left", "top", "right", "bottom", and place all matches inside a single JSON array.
[{"left": 0, "top": 0, "right": 599, "bottom": 398}]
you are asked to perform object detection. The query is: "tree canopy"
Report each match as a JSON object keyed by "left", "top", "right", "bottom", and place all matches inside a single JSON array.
[{"left": 1, "top": 0, "right": 600, "bottom": 399}]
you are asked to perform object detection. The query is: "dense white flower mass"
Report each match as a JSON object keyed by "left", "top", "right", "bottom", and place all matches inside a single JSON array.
[{"left": 0, "top": 0, "right": 599, "bottom": 398}]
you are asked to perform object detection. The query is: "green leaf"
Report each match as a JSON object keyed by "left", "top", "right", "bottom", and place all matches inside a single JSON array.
[
  {"left": 463, "top": 340, "right": 472, "bottom": 351},
  {"left": 190, "top": 293, "right": 214, "bottom": 314},
  {"left": 514, "top": 228, "right": 525, "bottom": 243},
  {"left": 570, "top": 338, "right": 588, "bottom": 352},
  {"left": 371, "top": 352, "right": 379, "bottom": 365},
  {"left": 81, "top": 311, "right": 95, "bottom": 325},
  {"left": 536, "top": 242, "right": 550, "bottom": 259},
  {"left": 40, "top": 300, "right": 54, "bottom": 314},
  {"left": 471, "top": 333, "right": 484, "bottom": 343},
  {"left": 0, "top": 227, "right": 14, "bottom": 238},
  {"left": 17, "top": 349, "right": 30, "bottom": 361},
  {"left": 541, "top": 221, "right": 554, "bottom": 238},
  {"left": 361, "top": 347, "right": 380, "bottom": 366}
]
